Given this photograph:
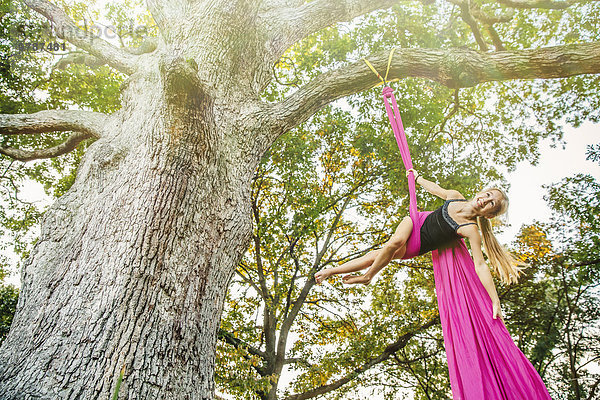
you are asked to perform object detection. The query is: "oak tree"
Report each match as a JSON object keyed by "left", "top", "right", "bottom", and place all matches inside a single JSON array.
[{"left": 1, "top": 0, "right": 599, "bottom": 399}]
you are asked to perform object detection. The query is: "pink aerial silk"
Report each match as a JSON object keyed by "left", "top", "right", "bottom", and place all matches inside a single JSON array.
[{"left": 382, "top": 86, "right": 552, "bottom": 399}]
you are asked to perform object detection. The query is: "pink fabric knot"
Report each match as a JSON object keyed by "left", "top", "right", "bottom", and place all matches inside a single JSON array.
[{"left": 382, "top": 86, "right": 394, "bottom": 98}]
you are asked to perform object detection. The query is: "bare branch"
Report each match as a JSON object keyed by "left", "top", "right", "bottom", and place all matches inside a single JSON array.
[
  {"left": 470, "top": 5, "right": 514, "bottom": 24},
  {"left": 485, "top": 24, "right": 506, "bottom": 51},
  {"left": 449, "top": 0, "right": 489, "bottom": 51},
  {"left": 283, "top": 193, "right": 354, "bottom": 327},
  {"left": 217, "top": 328, "right": 268, "bottom": 360},
  {"left": 284, "top": 316, "right": 440, "bottom": 400},
  {"left": 572, "top": 258, "right": 600, "bottom": 267},
  {"left": 283, "top": 238, "right": 302, "bottom": 321},
  {"left": 460, "top": 0, "right": 513, "bottom": 51},
  {"left": 0, "top": 131, "right": 92, "bottom": 161},
  {"left": 269, "top": 42, "right": 600, "bottom": 136},
  {"left": 313, "top": 196, "right": 354, "bottom": 269},
  {"left": 391, "top": 348, "right": 442, "bottom": 365},
  {"left": 250, "top": 196, "right": 271, "bottom": 302},
  {"left": 440, "top": 89, "right": 460, "bottom": 132},
  {"left": 264, "top": 0, "right": 397, "bottom": 61},
  {"left": 273, "top": 195, "right": 353, "bottom": 374},
  {"left": 235, "top": 268, "right": 264, "bottom": 300},
  {"left": 217, "top": 328, "right": 268, "bottom": 377},
  {"left": 23, "top": 0, "right": 137, "bottom": 74}
]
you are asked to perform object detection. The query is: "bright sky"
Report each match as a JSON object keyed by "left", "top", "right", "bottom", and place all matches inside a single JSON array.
[{"left": 499, "top": 121, "right": 600, "bottom": 244}]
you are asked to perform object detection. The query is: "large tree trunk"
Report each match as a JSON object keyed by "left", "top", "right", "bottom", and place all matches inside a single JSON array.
[
  {"left": 2, "top": 1, "right": 600, "bottom": 399},
  {"left": 0, "top": 56, "right": 262, "bottom": 398}
]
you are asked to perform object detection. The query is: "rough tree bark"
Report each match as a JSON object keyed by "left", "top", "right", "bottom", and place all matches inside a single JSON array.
[{"left": 0, "top": 0, "right": 599, "bottom": 399}]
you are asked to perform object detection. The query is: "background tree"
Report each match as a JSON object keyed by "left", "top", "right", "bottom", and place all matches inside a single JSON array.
[
  {"left": 506, "top": 174, "right": 600, "bottom": 400},
  {"left": 216, "top": 105, "right": 445, "bottom": 400},
  {"left": 0, "top": 0, "right": 599, "bottom": 399}
]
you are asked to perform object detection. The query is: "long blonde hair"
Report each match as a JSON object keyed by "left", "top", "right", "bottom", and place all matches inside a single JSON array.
[{"left": 477, "top": 188, "right": 525, "bottom": 284}]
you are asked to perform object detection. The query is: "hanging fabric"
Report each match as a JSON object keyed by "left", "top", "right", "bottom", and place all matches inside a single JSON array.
[{"left": 364, "top": 53, "right": 552, "bottom": 399}]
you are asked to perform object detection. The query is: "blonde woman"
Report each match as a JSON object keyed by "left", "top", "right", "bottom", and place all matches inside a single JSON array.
[
  {"left": 314, "top": 170, "right": 552, "bottom": 399},
  {"left": 315, "top": 170, "right": 520, "bottom": 317}
]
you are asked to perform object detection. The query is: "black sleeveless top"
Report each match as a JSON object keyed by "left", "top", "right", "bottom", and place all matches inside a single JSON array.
[{"left": 419, "top": 199, "right": 476, "bottom": 255}]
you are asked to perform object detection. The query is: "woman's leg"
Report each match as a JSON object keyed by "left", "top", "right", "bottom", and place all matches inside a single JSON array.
[
  {"left": 343, "top": 216, "right": 413, "bottom": 285},
  {"left": 314, "top": 216, "right": 413, "bottom": 284},
  {"left": 314, "top": 245, "right": 408, "bottom": 284},
  {"left": 315, "top": 246, "right": 406, "bottom": 283},
  {"left": 314, "top": 250, "right": 379, "bottom": 284}
]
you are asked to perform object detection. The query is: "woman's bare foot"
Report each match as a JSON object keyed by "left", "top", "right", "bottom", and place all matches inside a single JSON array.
[
  {"left": 314, "top": 269, "right": 333, "bottom": 284},
  {"left": 342, "top": 273, "right": 372, "bottom": 285}
]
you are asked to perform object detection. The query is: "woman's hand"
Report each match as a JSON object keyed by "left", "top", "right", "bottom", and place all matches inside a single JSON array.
[
  {"left": 406, "top": 168, "right": 418, "bottom": 179},
  {"left": 492, "top": 299, "right": 503, "bottom": 321}
]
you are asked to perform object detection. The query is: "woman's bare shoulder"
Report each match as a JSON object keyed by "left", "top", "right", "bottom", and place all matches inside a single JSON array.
[{"left": 458, "top": 223, "right": 480, "bottom": 240}]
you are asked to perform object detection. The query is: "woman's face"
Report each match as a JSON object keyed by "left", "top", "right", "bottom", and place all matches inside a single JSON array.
[{"left": 473, "top": 189, "right": 503, "bottom": 218}]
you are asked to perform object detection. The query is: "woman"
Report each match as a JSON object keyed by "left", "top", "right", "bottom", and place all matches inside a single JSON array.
[
  {"left": 315, "top": 171, "right": 553, "bottom": 399},
  {"left": 315, "top": 169, "right": 523, "bottom": 320}
]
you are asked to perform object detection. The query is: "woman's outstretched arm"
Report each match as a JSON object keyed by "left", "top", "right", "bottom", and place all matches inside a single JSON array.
[
  {"left": 462, "top": 225, "right": 503, "bottom": 320},
  {"left": 407, "top": 169, "right": 463, "bottom": 200}
]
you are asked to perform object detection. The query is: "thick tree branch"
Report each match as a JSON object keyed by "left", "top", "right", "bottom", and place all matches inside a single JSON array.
[
  {"left": 470, "top": 5, "right": 514, "bottom": 24},
  {"left": 124, "top": 37, "right": 158, "bottom": 55},
  {"left": 146, "top": 0, "right": 191, "bottom": 43},
  {"left": 54, "top": 52, "right": 105, "bottom": 70},
  {"left": 0, "top": 110, "right": 106, "bottom": 161},
  {"left": 146, "top": 0, "right": 171, "bottom": 40},
  {"left": 283, "top": 357, "right": 308, "bottom": 365},
  {"left": 23, "top": 0, "right": 137, "bottom": 74},
  {"left": 264, "top": 0, "right": 398, "bottom": 61},
  {"left": 497, "top": 0, "right": 598, "bottom": 9},
  {"left": 459, "top": 0, "right": 513, "bottom": 51},
  {"left": 0, "top": 131, "right": 92, "bottom": 161},
  {"left": 270, "top": 42, "right": 600, "bottom": 135},
  {"left": 54, "top": 37, "right": 158, "bottom": 70},
  {"left": 284, "top": 316, "right": 440, "bottom": 400},
  {"left": 0, "top": 110, "right": 106, "bottom": 137}
]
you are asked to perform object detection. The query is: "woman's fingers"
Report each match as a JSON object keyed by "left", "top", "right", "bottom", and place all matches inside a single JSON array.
[
  {"left": 314, "top": 270, "right": 329, "bottom": 284},
  {"left": 492, "top": 302, "right": 503, "bottom": 321},
  {"left": 314, "top": 272, "right": 323, "bottom": 284}
]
